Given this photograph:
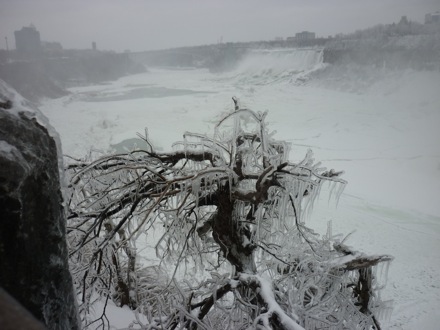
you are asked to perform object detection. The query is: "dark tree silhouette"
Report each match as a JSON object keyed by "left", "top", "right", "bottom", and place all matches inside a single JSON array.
[{"left": 67, "top": 103, "right": 392, "bottom": 329}]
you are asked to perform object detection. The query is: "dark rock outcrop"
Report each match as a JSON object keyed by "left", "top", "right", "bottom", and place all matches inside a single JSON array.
[{"left": 0, "top": 81, "right": 79, "bottom": 329}]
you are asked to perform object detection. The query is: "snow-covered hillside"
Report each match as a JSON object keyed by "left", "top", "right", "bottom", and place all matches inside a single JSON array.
[{"left": 39, "top": 48, "right": 440, "bottom": 329}]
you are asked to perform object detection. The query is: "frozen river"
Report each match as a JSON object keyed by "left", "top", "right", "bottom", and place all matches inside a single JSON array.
[{"left": 40, "top": 48, "right": 440, "bottom": 329}]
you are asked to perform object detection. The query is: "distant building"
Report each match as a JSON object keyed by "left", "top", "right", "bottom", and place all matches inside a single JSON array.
[
  {"left": 92, "top": 41, "right": 97, "bottom": 51},
  {"left": 398, "top": 16, "right": 409, "bottom": 26},
  {"left": 14, "top": 25, "right": 41, "bottom": 54},
  {"left": 425, "top": 11, "right": 440, "bottom": 24},
  {"left": 42, "top": 41, "right": 63, "bottom": 51},
  {"left": 295, "top": 31, "right": 316, "bottom": 40}
]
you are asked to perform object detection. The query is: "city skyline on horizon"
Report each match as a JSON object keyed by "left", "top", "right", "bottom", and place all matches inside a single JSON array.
[{"left": 1, "top": 0, "right": 438, "bottom": 53}]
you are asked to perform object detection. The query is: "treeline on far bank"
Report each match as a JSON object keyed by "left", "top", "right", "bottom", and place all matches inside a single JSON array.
[
  {"left": 133, "top": 17, "right": 440, "bottom": 73},
  {"left": 0, "top": 50, "right": 146, "bottom": 102}
]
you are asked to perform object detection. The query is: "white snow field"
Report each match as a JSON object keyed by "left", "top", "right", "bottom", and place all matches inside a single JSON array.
[{"left": 40, "top": 48, "right": 440, "bottom": 329}]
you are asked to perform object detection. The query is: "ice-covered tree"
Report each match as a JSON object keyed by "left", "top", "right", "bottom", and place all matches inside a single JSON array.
[{"left": 66, "top": 102, "right": 392, "bottom": 329}]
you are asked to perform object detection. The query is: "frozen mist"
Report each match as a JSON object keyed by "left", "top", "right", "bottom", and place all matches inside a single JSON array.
[{"left": 39, "top": 48, "right": 440, "bottom": 329}]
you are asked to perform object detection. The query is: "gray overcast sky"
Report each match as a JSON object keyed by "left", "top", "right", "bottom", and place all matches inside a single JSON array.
[{"left": 1, "top": 0, "right": 438, "bottom": 52}]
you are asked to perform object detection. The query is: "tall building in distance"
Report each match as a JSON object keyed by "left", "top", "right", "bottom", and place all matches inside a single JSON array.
[
  {"left": 295, "top": 31, "right": 316, "bottom": 40},
  {"left": 425, "top": 11, "right": 440, "bottom": 24},
  {"left": 14, "top": 25, "right": 41, "bottom": 55}
]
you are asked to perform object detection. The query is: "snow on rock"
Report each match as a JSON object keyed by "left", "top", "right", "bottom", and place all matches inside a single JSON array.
[{"left": 0, "top": 80, "right": 79, "bottom": 329}]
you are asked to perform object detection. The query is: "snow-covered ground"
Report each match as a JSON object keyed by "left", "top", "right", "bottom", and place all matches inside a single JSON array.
[{"left": 40, "top": 49, "right": 440, "bottom": 329}]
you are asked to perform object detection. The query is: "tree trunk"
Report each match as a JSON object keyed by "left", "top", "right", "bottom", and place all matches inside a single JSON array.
[{"left": 211, "top": 185, "right": 257, "bottom": 274}]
